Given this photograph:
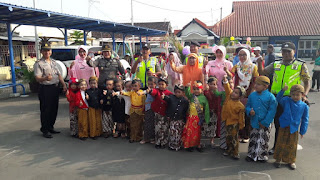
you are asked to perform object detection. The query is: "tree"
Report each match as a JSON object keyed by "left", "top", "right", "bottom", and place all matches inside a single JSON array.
[{"left": 69, "top": 30, "right": 84, "bottom": 45}]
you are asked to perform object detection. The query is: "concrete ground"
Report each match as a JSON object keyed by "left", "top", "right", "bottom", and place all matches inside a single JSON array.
[{"left": 0, "top": 62, "right": 320, "bottom": 180}]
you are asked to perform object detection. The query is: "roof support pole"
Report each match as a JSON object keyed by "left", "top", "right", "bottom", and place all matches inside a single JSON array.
[
  {"left": 112, "top": 33, "right": 116, "bottom": 51},
  {"left": 83, "top": 30, "right": 87, "bottom": 45},
  {"left": 64, "top": 28, "right": 68, "bottom": 46},
  {"left": 123, "top": 34, "right": 126, "bottom": 57},
  {"left": 7, "top": 23, "right": 16, "bottom": 93},
  {"left": 139, "top": 35, "right": 142, "bottom": 52}
]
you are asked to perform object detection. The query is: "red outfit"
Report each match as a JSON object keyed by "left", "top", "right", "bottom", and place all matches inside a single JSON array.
[
  {"left": 150, "top": 88, "right": 173, "bottom": 116},
  {"left": 182, "top": 115, "right": 201, "bottom": 148},
  {"left": 75, "top": 91, "right": 89, "bottom": 109},
  {"left": 204, "top": 90, "right": 223, "bottom": 137},
  {"left": 66, "top": 89, "right": 78, "bottom": 113}
]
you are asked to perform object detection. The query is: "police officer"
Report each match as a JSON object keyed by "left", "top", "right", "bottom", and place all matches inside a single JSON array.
[
  {"left": 87, "top": 45, "right": 125, "bottom": 88},
  {"left": 257, "top": 42, "right": 311, "bottom": 154},
  {"left": 131, "top": 44, "right": 162, "bottom": 88},
  {"left": 184, "top": 41, "right": 206, "bottom": 68},
  {"left": 34, "top": 42, "right": 67, "bottom": 138}
]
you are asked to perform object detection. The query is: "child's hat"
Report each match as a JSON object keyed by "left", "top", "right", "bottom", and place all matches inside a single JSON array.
[
  {"left": 69, "top": 77, "right": 79, "bottom": 84},
  {"left": 174, "top": 84, "right": 184, "bottom": 91},
  {"left": 291, "top": 84, "right": 304, "bottom": 93},
  {"left": 256, "top": 76, "right": 270, "bottom": 85},
  {"left": 236, "top": 86, "right": 246, "bottom": 97},
  {"left": 89, "top": 76, "right": 98, "bottom": 82}
]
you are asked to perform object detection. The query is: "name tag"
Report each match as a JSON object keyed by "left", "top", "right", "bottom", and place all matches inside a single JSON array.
[
  {"left": 275, "top": 64, "right": 281, "bottom": 71},
  {"left": 292, "top": 64, "right": 298, "bottom": 70}
]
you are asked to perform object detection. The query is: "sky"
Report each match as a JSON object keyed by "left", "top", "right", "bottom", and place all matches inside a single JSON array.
[{"left": 0, "top": 0, "right": 258, "bottom": 37}]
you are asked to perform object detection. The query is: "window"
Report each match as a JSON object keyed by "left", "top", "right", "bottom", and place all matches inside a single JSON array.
[
  {"left": 298, "top": 40, "right": 320, "bottom": 59},
  {"left": 251, "top": 41, "right": 268, "bottom": 54}
]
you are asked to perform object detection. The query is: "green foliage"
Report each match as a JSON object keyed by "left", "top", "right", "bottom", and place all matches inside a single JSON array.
[
  {"left": 219, "top": 37, "right": 239, "bottom": 47},
  {"left": 163, "top": 35, "right": 185, "bottom": 62},
  {"left": 70, "top": 30, "right": 84, "bottom": 45},
  {"left": 16, "top": 68, "right": 36, "bottom": 83}
]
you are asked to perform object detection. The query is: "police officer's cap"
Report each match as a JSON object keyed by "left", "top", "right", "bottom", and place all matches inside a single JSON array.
[
  {"left": 142, "top": 44, "right": 150, "bottom": 50},
  {"left": 41, "top": 42, "right": 51, "bottom": 50},
  {"left": 281, "top": 42, "right": 296, "bottom": 51},
  {"left": 189, "top": 41, "right": 200, "bottom": 47},
  {"left": 102, "top": 45, "right": 112, "bottom": 52}
]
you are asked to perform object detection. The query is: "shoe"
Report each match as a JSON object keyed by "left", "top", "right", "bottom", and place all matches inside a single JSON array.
[
  {"left": 233, "top": 154, "right": 240, "bottom": 160},
  {"left": 245, "top": 156, "right": 253, "bottom": 162},
  {"left": 129, "top": 140, "right": 134, "bottom": 143},
  {"left": 160, "top": 145, "right": 166, "bottom": 149},
  {"left": 103, "top": 133, "right": 109, "bottom": 138},
  {"left": 150, "top": 140, "right": 155, "bottom": 144},
  {"left": 49, "top": 130, "right": 60, "bottom": 134},
  {"left": 79, "top": 137, "right": 87, "bottom": 141},
  {"left": 140, "top": 140, "right": 147, "bottom": 144},
  {"left": 241, "top": 139, "right": 249, "bottom": 143},
  {"left": 259, "top": 160, "right": 267, "bottom": 163},
  {"left": 223, "top": 152, "right": 229, "bottom": 156},
  {"left": 268, "top": 148, "right": 275, "bottom": 155},
  {"left": 168, "top": 147, "right": 175, "bottom": 151},
  {"left": 91, "top": 137, "right": 98, "bottom": 140},
  {"left": 43, "top": 132, "right": 53, "bottom": 138},
  {"left": 155, "top": 145, "right": 161, "bottom": 149},
  {"left": 196, "top": 147, "right": 204, "bottom": 152},
  {"left": 289, "top": 163, "right": 296, "bottom": 170},
  {"left": 309, "top": 89, "right": 317, "bottom": 92},
  {"left": 274, "top": 162, "right": 281, "bottom": 168},
  {"left": 186, "top": 147, "right": 194, "bottom": 152}
]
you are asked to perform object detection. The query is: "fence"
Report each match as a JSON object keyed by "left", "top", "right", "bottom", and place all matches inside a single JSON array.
[{"left": 0, "top": 45, "right": 37, "bottom": 67}]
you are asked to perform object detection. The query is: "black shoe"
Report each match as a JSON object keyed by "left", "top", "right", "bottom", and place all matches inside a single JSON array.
[
  {"left": 186, "top": 147, "right": 194, "bottom": 152},
  {"left": 43, "top": 132, "right": 52, "bottom": 138},
  {"left": 245, "top": 156, "right": 253, "bottom": 162},
  {"left": 196, "top": 147, "right": 204, "bottom": 152},
  {"left": 129, "top": 140, "right": 134, "bottom": 143},
  {"left": 268, "top": 148, "right": 275, "bottom": 155},
  {"left": 91, "top": 137, "right": 98, "bottom": 140},
  {"left": 160, "top": 145, "right": 166, "bottom": 149},
  {"left": 49, "top": 130, "right": 60, "bottom": 134},
  {"left": 155, "top": 145, "right": 161, "bottom": 149},
  {"left": 80, "top": 137, "right": 87, "bottom": 141}
]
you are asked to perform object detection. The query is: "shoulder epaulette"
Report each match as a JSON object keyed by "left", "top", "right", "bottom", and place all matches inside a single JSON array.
[{"left": 295, "top": 58, "right": 305, "bottom": 63}]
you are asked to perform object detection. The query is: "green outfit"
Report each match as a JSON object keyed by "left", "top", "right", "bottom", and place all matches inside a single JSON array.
[{"left": 185, "top": 87, "right": 210, "bottom": 124}]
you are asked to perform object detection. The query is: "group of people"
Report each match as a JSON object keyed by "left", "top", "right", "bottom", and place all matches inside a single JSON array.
[{"left": 34, "top": 40, "right": 312, "bottom": 170}]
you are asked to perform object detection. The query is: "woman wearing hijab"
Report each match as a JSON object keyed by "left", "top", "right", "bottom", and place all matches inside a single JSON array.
[
  {"left": 227, "top": 48, "right": 259, "bottom": 143},
  {"left": 203, "top": 46, "right": 233, "bottom": 92},
  {"left": 165, "top": 52, "right": 183, "bottom": 92},
  {"left": 202, "top": 45, "right": 233, "bottom": 141},
  {"left": 69, "top": 45, "right": 97, "bottom": 85},
  {"left": 169, "top": 53, "right": 204, "bottom": 90}
]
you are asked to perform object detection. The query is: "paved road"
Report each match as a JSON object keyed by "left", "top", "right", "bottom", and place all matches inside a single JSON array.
[{"left": 0, "top": 63, "right": 319, "bottom": 180}]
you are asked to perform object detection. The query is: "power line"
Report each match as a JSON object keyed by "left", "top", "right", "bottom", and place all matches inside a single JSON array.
[
  {"left": 132, "top": 0, "right": 218, "bottom": 14},
  {"left": 91, "top": 3, "right": 114, "bottom": 21}
]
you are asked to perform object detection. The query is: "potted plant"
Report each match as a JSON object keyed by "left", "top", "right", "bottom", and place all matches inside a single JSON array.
[{"left": 17, "top": 68, "right": 39, "bottom": 93}]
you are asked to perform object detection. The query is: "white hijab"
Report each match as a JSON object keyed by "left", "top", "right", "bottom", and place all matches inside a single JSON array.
[{"left": 236, "top": 49, "right": 255, "bottom": 89}]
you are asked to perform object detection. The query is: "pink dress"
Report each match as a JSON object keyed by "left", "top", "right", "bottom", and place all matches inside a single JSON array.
[
  {"left": 69, "top": 57, "right": 96, "bottom": 85},
  {"left": 204, "top": 60, "right": 233, "bottom": 91}
]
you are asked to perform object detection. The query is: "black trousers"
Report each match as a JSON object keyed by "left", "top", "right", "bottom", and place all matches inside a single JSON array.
[
  {"left": 272, "top": 104, "right": 284, "bottom": 148},
  {"left": 38, "top": 84, "right": 60, "bottom": 133},
  {"left": 312, "top": 71, "right": 320, "bottom": 90}
]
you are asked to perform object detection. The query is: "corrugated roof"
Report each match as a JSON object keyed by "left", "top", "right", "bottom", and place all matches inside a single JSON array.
[
  {"left": 211, "top": 0, "right": 320, "bottom": 37},
  {"left": 0, "top": 2, "right": 166, "bottom": 36}
]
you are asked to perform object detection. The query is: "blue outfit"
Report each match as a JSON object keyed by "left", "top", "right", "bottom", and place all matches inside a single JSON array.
[
  {"left": 246, "top": 90, "right": 277, "bottom": 129},
  {"left": 233, "top": 55, "right": 240, "bottom": 66},
  {"left": 145, "top": 94, "right": 154, "bottom": 111},
  {"left": 276, "top": 90, "right": 309, "bottom": 135}
]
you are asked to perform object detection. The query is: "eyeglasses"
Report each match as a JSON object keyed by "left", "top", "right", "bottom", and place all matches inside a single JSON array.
[{"left": 238, "top": 54, "right": 247, "bottom": 57}]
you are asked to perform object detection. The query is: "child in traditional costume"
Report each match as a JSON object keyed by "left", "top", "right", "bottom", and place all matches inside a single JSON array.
[
  {"left": 100, "top": 79, "right": 114, "bottom": 138},
  {"left": 121, "top": 79, "right": 145, "bottom": 143},
  {"left": 203, "top": 77, "right": 225, "bottom": 148},
  {"left": 163, "top": 84, "right": 189, "bottom": 151},
  {"left": 66, "top": 77, "right": 79, "bottom": 137},
  {"left": 182, "top": 81, "right": 210, "bottom": 152},
  {"left": 221, "top": 76, "right": 245, "bottom": 159},
  {"left": 86, "top": 76, "right": 102, "bottom": 140},
  {"left": 274, "top": 84, "right": 309, "bottom": 170},
  {"left": 148, "top": 78, "right": 173, "bottom": 149},
  {"left": 75, "top": 79, "right": 89, "bottom": 140},
  {"left": 245, "top": 76, "right": 277, "bottom": 162},
  {"left": 112, "top": 79, "right": 126, "bottom": 138},
  {"left": 123, "top": 81, "right": 132, "bottom": 138},
  {"left": 140, "top": 76, "right": 157, "bottom": 144}
]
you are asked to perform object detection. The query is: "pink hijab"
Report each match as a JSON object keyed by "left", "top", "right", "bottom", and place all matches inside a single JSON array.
[
  {"left": 69, "top": 45, "right": 97, "bottom": 84},
  {"left": 165, "top": 52, "right": 182, "bottom": 83}
]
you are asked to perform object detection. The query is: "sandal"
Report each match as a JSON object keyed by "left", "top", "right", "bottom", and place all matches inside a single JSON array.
[{"left": 140, "top": 140, "right": 147, "bottom": 144}]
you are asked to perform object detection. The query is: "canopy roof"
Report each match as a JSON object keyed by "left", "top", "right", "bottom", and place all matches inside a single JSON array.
[{"left": 0, "top": 2, "right": 167, "bottom": 36}]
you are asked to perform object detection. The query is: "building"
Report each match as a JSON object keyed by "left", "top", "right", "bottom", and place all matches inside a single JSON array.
[
  {"left": 175, "top": 18, "right": 219, "bottom": 47},
  {"left": 210, "top": 0, "right": 320, "bottom": 60}
]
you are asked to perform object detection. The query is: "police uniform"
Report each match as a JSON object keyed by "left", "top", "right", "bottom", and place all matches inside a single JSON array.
[
  {"left": 133, "top": 56, "right": 161, "bottom": 88},
  {"left": 34, "top": 56, "right": 61, "bottom": 136},
  {"left": 89, "top": 55, "right": 125, "bottom": 88},
  {"left": 263, "top": 42, "right": 311, "bottom": 151}
]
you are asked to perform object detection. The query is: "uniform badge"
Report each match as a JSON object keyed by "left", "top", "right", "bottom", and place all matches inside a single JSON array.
[
  {"left": 292, "top": 64, "right": 298, "bottom": 70},
  {"left": 275, "top": 64, "right": 281, "bottom": 71}
]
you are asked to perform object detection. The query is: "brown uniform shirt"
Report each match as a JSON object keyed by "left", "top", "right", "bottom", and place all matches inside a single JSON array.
[{"left": 34, "top": 57, "right": 61, "bottom": 85}]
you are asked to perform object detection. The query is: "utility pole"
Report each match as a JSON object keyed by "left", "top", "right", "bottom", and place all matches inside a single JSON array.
[
  {"left": 220, "top": 7, "right": 222, "bottom": 38},
  {"left": 33, "top": 0, "right": 40, "bottom": 59},
  {"left": 131, "top": 0, "right": 135, "bottom": 54},
  {"left": 211, "top": 8, "right": 214, "bottom": 26}
]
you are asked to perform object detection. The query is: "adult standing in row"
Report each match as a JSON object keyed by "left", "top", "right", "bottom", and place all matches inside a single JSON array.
[
  {"left": 184, "top": 41, "right": 205, "bottom": 68},
  {"left": 257, "top": 42, "right": 311, "bottom": 154},
  {"left": 87, "top": 45, "right": 125, "bottom": 88},
  {"left": 264, "top": 44, "right": 276, "bottom": 67},
  {"left": 69, "top": 45, "right": 96, "bottom": 85},
  {"left": 34, "top": 42, "right": 67, "bottom": 138},
  {"left": 131, "top": 45, "right": 162, "bottom": 88}
]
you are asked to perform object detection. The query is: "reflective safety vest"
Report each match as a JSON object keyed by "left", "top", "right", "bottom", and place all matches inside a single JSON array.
[
  {"left": 185, "top": 54, "right": 204, "bottom": 68},
  {"left": 134, "top": 57, "right": 157, "bottom": 88},
  {"left": 271, "top": 60, "right": 303, "bottom": 96}
]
